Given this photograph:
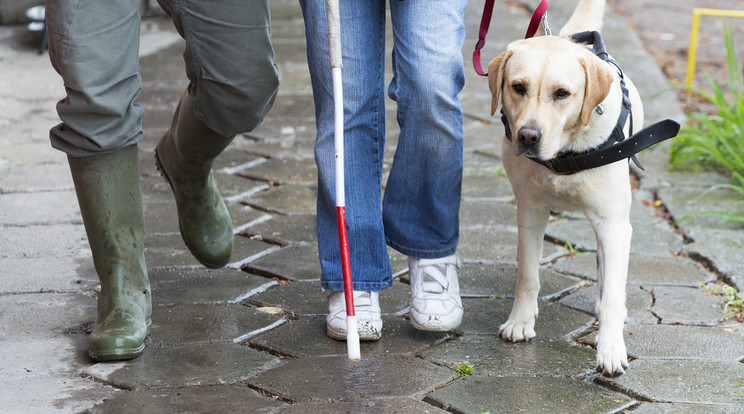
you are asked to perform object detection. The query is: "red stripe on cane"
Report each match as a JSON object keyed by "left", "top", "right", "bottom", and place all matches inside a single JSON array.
[{"left": 336, "top": 206, "right": 355, "bottom": 316}]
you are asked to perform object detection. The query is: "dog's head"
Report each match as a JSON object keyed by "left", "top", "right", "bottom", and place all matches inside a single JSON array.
[{"left": 488, "top": 36, "right": 614, "bottom": 160}]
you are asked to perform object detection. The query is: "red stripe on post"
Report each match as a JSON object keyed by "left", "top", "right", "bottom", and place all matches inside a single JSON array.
[{"left": 336, "top": 206, "right": 355, "bottom": 316}]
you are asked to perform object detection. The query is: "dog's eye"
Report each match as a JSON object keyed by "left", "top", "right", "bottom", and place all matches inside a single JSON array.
[
  {"left": 554, "top": 88, "right": 570, "bottom": 100},
  {"left": 512, "top": 83, "right": 527, "bottom": 95}
]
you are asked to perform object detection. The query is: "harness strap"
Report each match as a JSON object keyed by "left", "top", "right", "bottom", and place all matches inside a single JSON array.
[
  {"left": 529, "top": 120, "right": 680, "bottom": 175},
  {"left": 474, "top": 0, "right": 549, "bottom": 76}
]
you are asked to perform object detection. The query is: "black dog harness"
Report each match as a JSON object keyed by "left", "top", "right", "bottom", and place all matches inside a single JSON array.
[{"left": 502, "top": 31, "right": 680, "bottom": 175}]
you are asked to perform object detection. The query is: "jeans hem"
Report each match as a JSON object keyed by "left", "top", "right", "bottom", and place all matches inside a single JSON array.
[
  {"left": 321, "top": 279, "right": 393, "bottom": 293},
  {"left": 386, "top": 238, "right": 457, "bottom": 260}
]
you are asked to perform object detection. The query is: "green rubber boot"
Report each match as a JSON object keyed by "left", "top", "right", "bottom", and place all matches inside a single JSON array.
[
  {"left": 155, "top": 90, "right": 235, "bottom": 269},
  {"left": 68, "top": 144, "right": 151, "bottom": 361}
]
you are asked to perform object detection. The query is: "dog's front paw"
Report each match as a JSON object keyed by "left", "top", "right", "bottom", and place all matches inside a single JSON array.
[
  {"left": 596, "top": 332, "right": 628, "bottom": 377},
  {"left": 498, "top": 319, "right": 536, "bottom": 342}
]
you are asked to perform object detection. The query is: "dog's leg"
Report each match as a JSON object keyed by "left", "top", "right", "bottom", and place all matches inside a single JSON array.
[
  {"left": 590, "top": 211, "right": 631, "bottom": 377},
  {"left": 499, "top": 202, "right": 549, "bottom": 342}
]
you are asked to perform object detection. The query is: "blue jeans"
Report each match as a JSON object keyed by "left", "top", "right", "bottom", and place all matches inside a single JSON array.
[{"left": 300, "top": 0, "right": 466, "bottom": 292}]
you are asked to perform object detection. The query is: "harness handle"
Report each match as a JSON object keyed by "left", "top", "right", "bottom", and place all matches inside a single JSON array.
[{"left": 474, "top": 0, "right": 550, "bottom": 76}]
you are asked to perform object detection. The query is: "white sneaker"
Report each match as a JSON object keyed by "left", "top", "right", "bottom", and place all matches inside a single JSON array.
[
  {"left": 408, "top": 254, "right": 463, "bottom": 331},
  {"left": 325, "top": 290, "right": 382, "bottom": 341}
]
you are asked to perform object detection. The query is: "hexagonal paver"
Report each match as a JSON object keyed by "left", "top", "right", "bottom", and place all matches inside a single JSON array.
[
  {"left": 244, "top": 243, "right": 321, "bottom": 281},
  {"left": 248, "top": 316, "right": 452, "bottom": 358},
  {"left": 150, "top": 303, "right": 282, "bottom": 346},
  {"left": 447, "top": 262, "right": 584, "bottom": 299},
  {"left": 420, "top": 335, "right": 597, "bottom": 377},
  {"left": 87, "top": 385, "right": 286, "bottom": 413},
  {"left": 247, "top": 280, "right": 411, "bottom": 317},
  {"left": 459, "top": 298, "right": 594, "bottom": 339},
  {"left": 621, "top": 324, "right": 744, "bottom": 360},
  {"left": 425, "top": 376, "right": 633, "bottom": 413},
  {"left": 149, "top": 268, "right": 275, "bottom": 306},
  {"left": 597, "top": 359, "right": 744, "bottom": 404},
  {"left": 83, "top": 343, "right": 280, "bottom": 390},
  {"left": 248, "top": 354, "right": 456, "bottom": 402}
]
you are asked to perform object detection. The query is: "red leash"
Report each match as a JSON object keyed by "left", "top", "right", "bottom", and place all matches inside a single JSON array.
[{"left": 473, "top": 0, "right": 550, "bottom": 76}]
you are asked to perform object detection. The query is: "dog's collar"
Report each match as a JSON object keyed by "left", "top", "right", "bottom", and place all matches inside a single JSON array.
[{"left": 501, "top": 31, "right": 680, "bottom": 175}]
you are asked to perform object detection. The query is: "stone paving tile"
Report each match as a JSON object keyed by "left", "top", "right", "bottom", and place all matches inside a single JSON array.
[
  {"left": 242, "top": 184, "right": 317, "bottom": 215},
  {"left": 460, "top": 174, "right": 514, "bottom": 200},
  {"left": 240, "top": 214, "right": 317, "bottom": 244},
  {"left": 86, "top": 385, "right": 287, "bottom": 414},
  {"left": 550, "top": 252, "right": 714, "bottom": 285},
  {"left": 144, "top": 201, "right": 266, "bottom": 236},
  {"left": 597, "top": 359, "right": 744, "bottom": 404},
  {"left": 425, "top": 376, "right": 634, "bottom": 413},
  {"left": 149, "top": 304, "right": 282, "bottom": 346},
  {"left": 0, "top": 374, "right": 118, "bottom": 414},
  {"left": 211, "top": 147, "right": 263, "bottom": 172},
  {"left": 149, "top": 268, "right": 275, "bottom": 306},
  {"left": 455, "top": 262, "right": 585, "bottom": 299},
  {"left": 631, "top": 402, "right": 744, "bottom": 413},
  {"left": 246, "top": 280, "right": 411, "bottom": 317},
  {"left": 214, "top": 173, "right": 269, "bottom": 200},
  {"left": 681, "top": 227, "right": 744, "bottom": 292},
  {"left": 243, "top": 243, "right": 321, "bottom": 281},
  {"left": 2, "top": 255, "right": 98, "bottom": 294},
  {"left": 459, "top": 298, "right": 594, "bottom": 339},
  {"left": 144, "top": 234, "right": 277, "bottom": 270},
  {"left": 248, "top": 354, "right": 457, "bottom": 403},
  {"left": 544, "top": 196, "right": 685, "bottom": 256},
  {"left": 248, "top": 316, "right": 452, "bottom": 358},
  {"left": 559, "top": 284, "right": 657, "bottom": 324},
  {"left": 658, "top": 187, "right": 744, "bottom": 231},
  {"left": 420, "top": 335, "right": 597, "bottom": 378},
  {"left": 276, "top": 398, "right": 449, "bottom": 414},
  {"left": 458, "top": 228, "right": 568, "bottom": 263},
  {"left": 0, "top": 190, "right": 81, "bottom": 226},
  {"left": 650, "top": 286, "right": 726, "bottom": 325},
  {"left": 83, "top": 343, "right": 280, "bottom": 390},
  {"left": 237, "top": 157, "right": 317, "bottom": 185},
  {"left": 620, "top": 324, "right": 744, "bottom": 361},
  {"left": 459, "top": 200, "right": 517, "bottom": 229}
]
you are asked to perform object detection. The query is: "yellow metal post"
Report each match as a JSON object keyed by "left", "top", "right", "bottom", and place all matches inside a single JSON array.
[{"left": 686, "top": 8, "right": 744, "bottom": 89}]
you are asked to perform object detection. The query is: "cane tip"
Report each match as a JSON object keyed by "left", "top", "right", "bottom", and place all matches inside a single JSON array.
[{"left": 346, "top": 316, "right": 361, "bottom": 362}]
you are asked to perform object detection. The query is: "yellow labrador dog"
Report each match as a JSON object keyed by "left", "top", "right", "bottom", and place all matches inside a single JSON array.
[{"left": 488, "top": 0, "right": 642, "bottom": 377}]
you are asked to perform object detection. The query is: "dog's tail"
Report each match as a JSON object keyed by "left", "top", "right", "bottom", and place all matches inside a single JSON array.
[{"left": 559, "top": 0, "right": 605, "bottom": 37}]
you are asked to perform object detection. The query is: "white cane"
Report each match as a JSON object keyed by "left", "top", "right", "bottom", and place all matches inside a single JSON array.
[{"left": 325, "top": 0, "right": 360, "bottom": 362}]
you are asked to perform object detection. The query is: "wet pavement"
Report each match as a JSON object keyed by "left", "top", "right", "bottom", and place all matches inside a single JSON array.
[{"left": 1, "top": 0, "right": 743, "bottom": 412}]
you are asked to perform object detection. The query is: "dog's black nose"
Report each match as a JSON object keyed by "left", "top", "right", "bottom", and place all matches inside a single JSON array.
[{"left": 517, "top": 126, "right": 542, "bottom": 148}]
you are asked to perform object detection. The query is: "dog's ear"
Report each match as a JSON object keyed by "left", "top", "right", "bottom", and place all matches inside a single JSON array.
[
  {"left": 488, "top": 50, "right": 512, "bottom": 116},
  {"left": 580, "top": 56, "right": 614, "bottom": 126}
]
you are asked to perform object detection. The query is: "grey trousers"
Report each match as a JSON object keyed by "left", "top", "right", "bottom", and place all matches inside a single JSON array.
[{"left": 45, "top": 0, "right": 280, "bottom": 157}]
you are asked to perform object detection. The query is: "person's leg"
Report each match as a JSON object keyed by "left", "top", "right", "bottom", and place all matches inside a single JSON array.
[
  {"left": 300, "top": 0, "right": 391, "bottom": 292},
  {"left": 155, "top": 0, "right": 280, "bottom": 268},
  {"left": 45, "top": 0, "right": 150, "bottom": 361},
  {"left": 386, "top": 0, "right": 467, "bottom": 331},
  {"left": 300, "top": 0, "right": 388, "bottom": 340}
]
